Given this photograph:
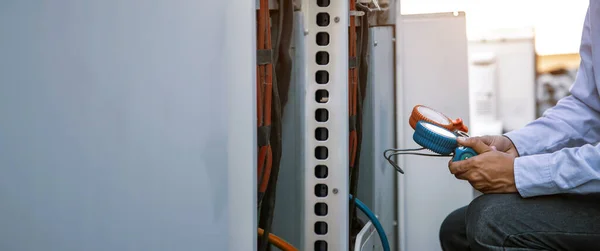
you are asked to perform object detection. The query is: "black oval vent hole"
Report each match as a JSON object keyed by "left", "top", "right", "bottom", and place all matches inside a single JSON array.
[
  {"left": 316, "top": 70, "right": 329, "bottom": 84},
  {"left": 317, "top": 0, "right": 330, "bottom": 7},
  {"left": 316, "top": 51, "right": 329, "bottom": 65},
  {"left": 315, "top": 109, "right": 329, "bottom": 122},
  {"left": 316, "top": 32, "right": 330, "bottom": 46},
  {"left": 315, "top": 184, "right": 328, "bottom": 197},
  {"left": 315, "top": 146, "right": 328, "bottom": 160},
  {"left": 317, "top": 13, "right": 330, "bottom": 26},
  {"left": 315, "top": 221, "right": 328, "bottom": 235},
  {"left": 315, "top": 127, "right": 328, "bottom": 141},
  {"left": 315, "top": 202, "right": 328, "bottom": 216},
  {"left": 315, "top": 165, "right": 328, "bottom": 178},
  {"left": 316, "top": 90, "right": 329, "bottom": 103},
  {"left": 315, "top": 241, "right": 328, "bottom": 251}
]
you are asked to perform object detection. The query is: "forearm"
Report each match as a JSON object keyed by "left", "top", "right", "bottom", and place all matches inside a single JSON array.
[
  {"left": 505, "top": 5, "right": 600, "bottom": 156},
  {"left": 505, "top": 95, "right": 600, "bottom": 156},
  {"left": 514, "top": 143, "right": 600, "bottom": 197}
]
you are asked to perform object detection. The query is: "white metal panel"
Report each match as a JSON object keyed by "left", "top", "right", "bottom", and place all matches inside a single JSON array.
[
  {"left": 357, "top": 26, "right": 397, "bottom": 251},
  {"left": 301, "top": 0, "right": 349, "bottom": 250},
  {"left": 226, "top": 1, "right": 258, "bottom": 250},
  {"left": 0, "top": 1, "right": 255, "bottom": 250},
  {"left": 396, "top": 12, "right": 472, "bottom": 251}
]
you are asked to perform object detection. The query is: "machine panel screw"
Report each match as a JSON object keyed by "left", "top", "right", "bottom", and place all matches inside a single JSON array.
[
  {"left": 332, "top": 188, "right": 339, "bottom": 194},
  {"left": 334, "top": 17, "right": 340, "bottom": 23}
]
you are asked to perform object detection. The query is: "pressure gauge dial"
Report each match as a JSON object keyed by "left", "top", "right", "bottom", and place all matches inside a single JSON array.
[
  {"left": 409, "top": 105, "right": 469, "bottom": 133},
  {"left": 413, "top": 121, "right": 477, "bottom": 161}
]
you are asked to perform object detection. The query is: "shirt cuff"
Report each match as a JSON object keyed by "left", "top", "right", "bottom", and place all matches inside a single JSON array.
[
  {"left": 505, "top": 128, "right": 538, "bottom": 156},
  {"left": 513, "top": 154, "right": 557, "bottom": 198}
]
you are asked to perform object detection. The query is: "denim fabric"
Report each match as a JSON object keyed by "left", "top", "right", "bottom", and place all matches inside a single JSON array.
[{"left": 440, "top": 193, "right": 600, "bottom": 251}]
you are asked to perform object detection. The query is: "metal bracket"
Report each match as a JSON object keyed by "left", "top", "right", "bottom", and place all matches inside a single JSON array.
[{"left": 301, "top": 0, "right": 349, "bottom": 250}]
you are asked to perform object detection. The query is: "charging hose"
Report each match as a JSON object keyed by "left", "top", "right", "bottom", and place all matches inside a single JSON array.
[
  {"left": 350, "top": 195, "right": 391, "bottom": 251},
  {"left": 258, "top": 228, "right": 298, "bottom": 251}
]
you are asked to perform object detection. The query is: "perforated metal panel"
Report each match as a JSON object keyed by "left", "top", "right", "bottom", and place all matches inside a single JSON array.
[{"left": 301, "top": 0, "right": 349, "bottom": 250}]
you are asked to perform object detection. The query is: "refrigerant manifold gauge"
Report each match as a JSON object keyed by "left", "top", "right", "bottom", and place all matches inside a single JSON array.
[
  {"left": 410, "top": 104, "right": 477, "bottom": 161},
  {"left": 413, "top": 120, "right": 477, "bottom": 161},
  {"left": 384, "top": 105, "right": 478, "bottom": 174}
]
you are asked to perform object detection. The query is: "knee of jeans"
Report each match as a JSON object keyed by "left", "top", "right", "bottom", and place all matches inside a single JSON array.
[
  {"left": 439, "top": 213, "right": 454, "bottom": 243},
  {"left": 439, "top": 206, "right": 467, "bottom": 244},
  {"left": 466, "top": 194, "right": 518, "bottom": 245},
  {"left": 440, "top": 208, "right": 466, "bottom": 240}
]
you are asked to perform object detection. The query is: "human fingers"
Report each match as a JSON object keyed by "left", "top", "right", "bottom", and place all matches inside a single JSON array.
[
  {"left": 457, "top": 137, "right": 492, "bottom": 154},
  {"left": 478, "top": 135, "right": 496, "bottom": 145},
  {"left": 448, "top": 156, "right": 477, "bottom": 174}
]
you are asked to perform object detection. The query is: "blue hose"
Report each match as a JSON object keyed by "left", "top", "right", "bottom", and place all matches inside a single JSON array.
[{"left": 350, "top": 195, "right": 391, "bottom": 251}]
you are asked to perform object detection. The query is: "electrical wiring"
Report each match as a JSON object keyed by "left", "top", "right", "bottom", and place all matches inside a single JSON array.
[
  {"left": 258, "top": 0, "right": 293, "bottom": 250},
  {"left": 349, "top": 195, "right": 391, "bottom": 251},
  {"left": 256, "top": 0, "right": 274, "bottom": 205},
  {"left": 348, "top": 0, "right": 361, "bottom": 246},
  {"left": 258, "top": 228, "right": 298, "bottom": 251},
  {"left": 350, "top": 5, "right": 372, "bottom": 245}
]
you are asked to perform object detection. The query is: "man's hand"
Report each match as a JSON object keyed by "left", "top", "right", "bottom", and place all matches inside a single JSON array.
[
  {"left": 448, "top": 137, "right": 518, "bottom": 193},
  {"left": 472, "top": 135, "right": 519, "bottom": 158}
]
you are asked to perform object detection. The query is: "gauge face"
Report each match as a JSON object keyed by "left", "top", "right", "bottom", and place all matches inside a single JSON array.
[
  {"left": 422, "top": 122, "right": 457, "bottom": 139},
  {"left": 417, "top": 106, "right": 451, "bottom": 125}
]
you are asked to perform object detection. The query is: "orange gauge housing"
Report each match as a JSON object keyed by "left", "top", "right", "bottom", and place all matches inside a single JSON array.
[{"left": 409, "top": 105, "right": 469, "bottom": 133}]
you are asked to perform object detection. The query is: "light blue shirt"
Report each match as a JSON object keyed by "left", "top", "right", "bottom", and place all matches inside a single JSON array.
[{"left": 505, "top": 2, "right": 600, "bottom": 198}]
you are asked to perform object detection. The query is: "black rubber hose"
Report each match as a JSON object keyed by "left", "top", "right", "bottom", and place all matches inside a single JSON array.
[{"left": 275, "top": 0, "right": 293, "bottom": 110}]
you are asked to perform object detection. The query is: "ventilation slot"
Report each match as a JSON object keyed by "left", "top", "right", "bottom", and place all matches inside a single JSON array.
[
  {"left": 316, "top": 90, "right": 329, "bottom": 103},
  {"left": 315, "top": 184, "right": 328, "bottom": 197},
  {"left": 315, "top": 241, "right": 328, "bottom": 251},
  {"left": 316, "top": 13, "right": 330, "bottom": 26},
  {"left": 316, "top": 32, "right": 330, "bottom": 46},
  {"left": 315, "top": 146, "right": 328, "bottom": 160},
  {"left": 315, "top": 128, "right": 328, "bottom": 141},
  {"left": 315, "top": 202, "right": 328, "bottom": 216},
  {"left": 314, "top": 221, "right": 328, "bottom": 235},
  {"left": 316, "top": 51, "right": 329, "bottom": 65},
  {"left": 316, "top": 70, "right": 329, "bottom": 84},
  {"left": 316, "top": 0, "right": 330, "bottom": 7},
  {"left": 315, "top": 108, "right": 329, "bottom": 122},
  {"left": 315, "top": 165, "right": 328, "bottom": 178}
]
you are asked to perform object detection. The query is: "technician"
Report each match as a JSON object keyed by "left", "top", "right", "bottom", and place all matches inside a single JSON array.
[{"left": 440, "top": 2, "right": 600, "bottom": 250}]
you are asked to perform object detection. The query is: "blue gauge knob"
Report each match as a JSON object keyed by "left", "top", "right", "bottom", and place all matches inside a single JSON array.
[{"left": 453, "top": 146, "right": 477, "bottom": 162}]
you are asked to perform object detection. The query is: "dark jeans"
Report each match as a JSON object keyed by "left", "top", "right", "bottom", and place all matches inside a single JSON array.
[{"left": 439, "top": 193, "right": 600, "bottom": 251}]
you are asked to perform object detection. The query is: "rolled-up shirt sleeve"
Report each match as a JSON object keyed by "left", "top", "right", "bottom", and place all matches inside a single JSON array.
[{"left": 503, "top": 4, "right": 600, "bottom": 197}]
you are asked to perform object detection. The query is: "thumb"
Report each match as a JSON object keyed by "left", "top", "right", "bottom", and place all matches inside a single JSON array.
[{"left": 457, "top": 137, "right": 492, "bottom": 154}]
